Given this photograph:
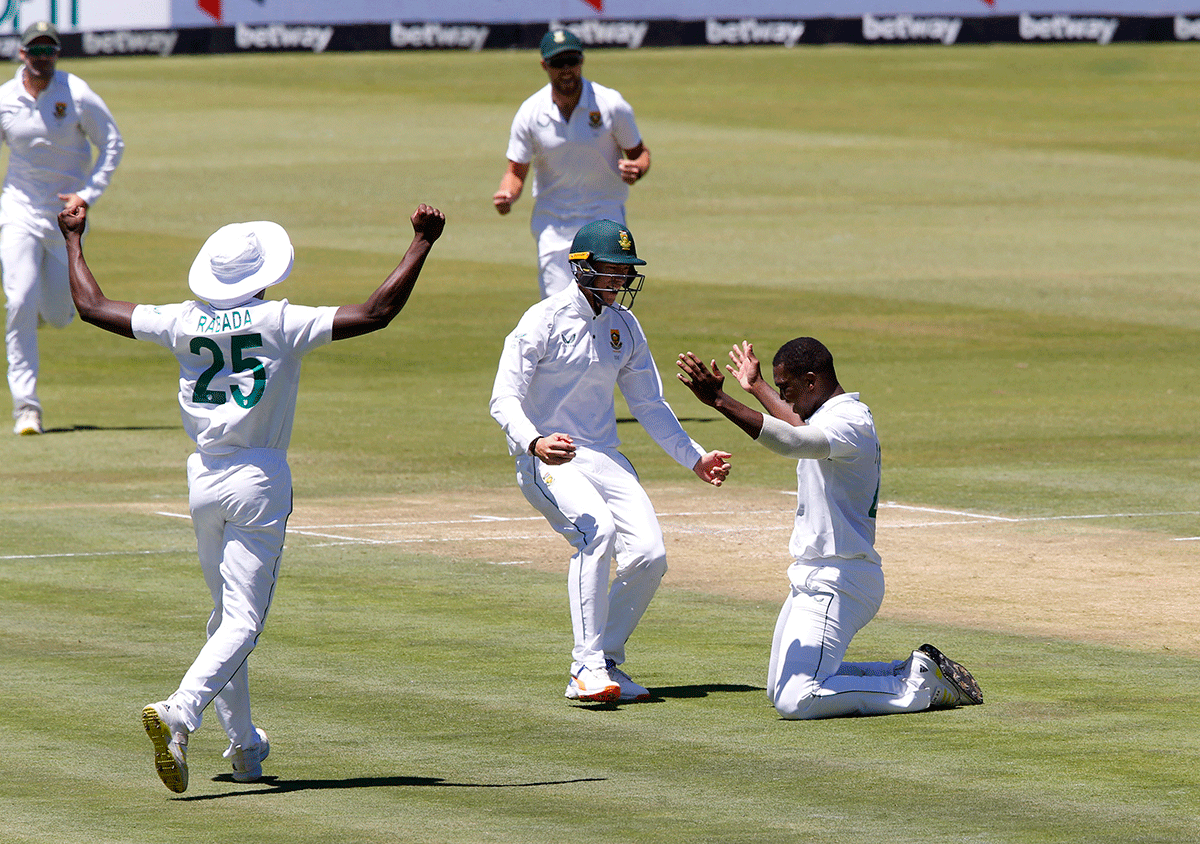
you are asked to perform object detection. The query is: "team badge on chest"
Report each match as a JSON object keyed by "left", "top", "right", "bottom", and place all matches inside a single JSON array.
[
  {"left": 589, "top": 111, "right": 601, "bottom": 128},
  {"left": 610, "top": 329, "right": 622, "bottom": 352},
  {"left": 54, "top": 102, "right": 67, "bottom": 119}
]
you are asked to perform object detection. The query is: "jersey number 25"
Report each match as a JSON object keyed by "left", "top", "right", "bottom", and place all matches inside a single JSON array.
[{"left": 190, "top": 333, "right": 266, "bottom": 409}]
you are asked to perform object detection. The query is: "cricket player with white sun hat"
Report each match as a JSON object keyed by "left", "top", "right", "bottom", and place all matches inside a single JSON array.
[
  {"left": 490, "top": 219, "right": 731, "bottom": 703},
  {"left": 58, "top": 200, "right": 445, "bottom": 792}
]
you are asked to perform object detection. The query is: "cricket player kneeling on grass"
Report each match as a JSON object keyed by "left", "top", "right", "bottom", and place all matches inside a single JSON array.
[
  {"left": 59, "top": 200, "right": 445, "bottom": 792},
  {"left": 490, "top": 219, "right": 731, "bottom": 704},
  {"left": 676, "top": 338, "right": 984, "bottom": 719}
]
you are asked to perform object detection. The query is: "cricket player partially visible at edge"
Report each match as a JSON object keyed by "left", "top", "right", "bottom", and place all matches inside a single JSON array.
[{"left": 58, "top": 200, "right": 445, "bottom": 793}]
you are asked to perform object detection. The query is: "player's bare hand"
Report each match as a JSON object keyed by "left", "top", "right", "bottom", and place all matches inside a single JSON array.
[
  {"left": 534, "top": 432, "right": 576, "bottom": 465},
  {"left": 57, "top": 204, "right": 87, "bottom": 237},
  {"left": 693, "top": 450, "right": 732, "bottom": 487},
  {"left": 493, "top": 190, "right": 516, "bottom": 215},
  {"left": 676, "top": 352, "right": 725, "bottom": 407},
  {"left": 618, "top": 159, "right": 642, "bottom": 185},
  {"left": 727, "top": 341, "right": 761, "bottom": 392},
  {"left": 412, "top": 204, "right": 446, "bottom": 243},
  {"left": 58, "top": 193, "right": 89, "bottom": 213}
]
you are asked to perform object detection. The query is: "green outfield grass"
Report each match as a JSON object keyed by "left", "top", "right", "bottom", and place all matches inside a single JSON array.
[{"left": 1, "top": 45, "right": 1198, "bottom": 843}]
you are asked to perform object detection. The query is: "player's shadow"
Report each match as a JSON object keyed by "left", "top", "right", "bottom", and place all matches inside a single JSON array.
[
  {"left": 653, "top": 683, "right": 762, "bottom": 698},
  {"left": 42, "top": 424, "right": 177, "bottom": 434},
  {"left": 570, "top": 683, "right": 763, "bottom": 711},
  {"left": 185, "top": 774, "right": 606, "bottom": 799}
]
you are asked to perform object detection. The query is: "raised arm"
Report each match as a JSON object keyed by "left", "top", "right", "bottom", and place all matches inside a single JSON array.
[
  {"left": 58, "top": 205, "right": 135, "bottom": 338},
  {"left": 676, "top": 351, "right": 764, "bottom": 440},
  {"left": 331, "top": 204, "right": 445, "bottom": 341},
  {"left": 727, "top": 340, "right": 803, "bottom": 426},
  {"left": 678, "top": 351, "right": 831, "bottom": 459}
]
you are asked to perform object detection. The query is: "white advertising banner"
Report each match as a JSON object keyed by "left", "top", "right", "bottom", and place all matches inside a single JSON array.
[
  {"left": 1, "top": 0, "right": 1198, "bottom": 36},
  {"left": 2, "top": 0, "right": 1199, "bottom": 55},
  {"left": 165, "top": 1, "right": 1200, "bottom": 23}
]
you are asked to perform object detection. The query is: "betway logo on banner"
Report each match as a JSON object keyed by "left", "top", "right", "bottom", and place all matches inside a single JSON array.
[
  {"left": 1018, "top": 14, "right": 1119, "bottom": 44},
  {"left": 706, "top": 19, "right": 806, "bottom": 48},
  {"left": 550, "top": 19, "right": 649, "bottom": 49},
  {"left": 862, "top": 14, "right": 962, "bottom": 44},
  {"left": 83, "top": 30, "right": 179, "bottom": 56},
  {"left": 1174, "top": 16, "right": 1200, "bottom": 39},
  {"left": 235, "top": 22, "right": 333, "bottom": 52},
  {"left": 390, "top": 22, "right": 489, "bottom": 51}
]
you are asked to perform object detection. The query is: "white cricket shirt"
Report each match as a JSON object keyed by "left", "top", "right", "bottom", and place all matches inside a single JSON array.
[
  {"left": 132, "top": 299, "right": 336, "bottom": 455},
  {"left": 764, "top": 393, "right": 882, "bottom": 565},
  {"left": 505, "top": 78, "right": 641, "bottom": 223},
  {"left": 490, "top": 283, "right": 705, "bottom": 471},
  {"left": 0, "top": 67, "right": 124, "bottom": 236}
]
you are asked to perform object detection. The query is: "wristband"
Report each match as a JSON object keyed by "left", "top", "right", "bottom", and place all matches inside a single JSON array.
[{"left": 528, "top": 436, "right": 542, "bottom": 455}]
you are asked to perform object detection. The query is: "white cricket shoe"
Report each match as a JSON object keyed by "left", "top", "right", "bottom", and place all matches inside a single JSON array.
[
  {"left": 909, "top": 644, "right": 984, "bottom": 708},
  {"left": 13, "top": 408, "right": 42, "bottom": 435},
  {"left": 225, "top": 727, "right": 270, "bottom": 782},
  {"left": 605, "top": 659, "right": 651, "bottom": 701},
  {"left": 564, "top": 666, "right": 621, "bottom": 703},
  {"left": 142, "top": 700, "right": 189, "bottom": 793}
]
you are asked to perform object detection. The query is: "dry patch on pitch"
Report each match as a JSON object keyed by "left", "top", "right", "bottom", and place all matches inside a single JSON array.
[{"left": 275, "top": 486, "right": 1199, "bottom": 657}]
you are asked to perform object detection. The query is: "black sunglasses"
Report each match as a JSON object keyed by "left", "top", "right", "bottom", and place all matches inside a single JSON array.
[
  {"left": 548, "top": 53, "right": 582, "bottom": 69},
  {"left": 25, "top": 44, "right": 59, "bottom": 57}
]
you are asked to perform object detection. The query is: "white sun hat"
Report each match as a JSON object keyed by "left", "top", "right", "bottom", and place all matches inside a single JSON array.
[{"left": 188, "top": 221, "right": 294, "bottom": 309}]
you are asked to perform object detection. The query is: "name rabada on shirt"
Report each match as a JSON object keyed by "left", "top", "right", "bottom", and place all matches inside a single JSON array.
[{"left": 195, "top": 308, "right": 254, "bottom": 334}]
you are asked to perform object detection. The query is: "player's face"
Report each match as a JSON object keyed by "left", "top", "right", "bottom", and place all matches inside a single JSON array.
[
  {"left": 20, "top": 37, "right": 59, "bottom": 81},
  {"left": 585, "top": 260, "right": 635, "bottom": 307},
  {"left": 773, "top": 363, "right": 818, "bottom": 420},
  {"left": 542, "top": 52, "right": 583, "bottom": 99}
]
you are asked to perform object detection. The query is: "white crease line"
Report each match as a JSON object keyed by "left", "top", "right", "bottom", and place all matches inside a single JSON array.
[
  {"left": 0, "top": 549, "right": 179, "bottom": 561},
  {"left": 12, "top": 505, "right": 1178, "bottom": 561},
  {"left": 287, "top": 529, "right": 388, "bottom": 544},
  {"left": 287, "top": 509, "right": 788, "bottom": 531},
  {"left": 997, "top": 511, "right": 1200, "bottom": 523},
  {"left": 289, "top": 515, "right": 547, "bottom": 529},
  {"left": 880, "top": 503, "right": 1016, "bottom": 522}
]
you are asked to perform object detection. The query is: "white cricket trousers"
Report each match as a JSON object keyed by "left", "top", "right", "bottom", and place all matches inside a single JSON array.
[
  {"left": 1, "top": 224, "right": 74, "bottom": 416},
  {"left": 168, "top": 448, "right": 291, "bottom": 747},
  {"left": 515, "top": 447, "right": 666, "bottom": 674},
  {"left": 531, "top": 207, "right": 625, "bottom": 299},
  {"left": 768, "top": 559, "right": 931, "bottom": 719}
]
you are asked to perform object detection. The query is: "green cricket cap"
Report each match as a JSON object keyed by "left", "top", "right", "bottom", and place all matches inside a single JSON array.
[
  {"left": 569, "top": 220, "right": 646, "bottom": 266},
  {"left": 540, "top": 29, "right": 583, "bottom": 60}
]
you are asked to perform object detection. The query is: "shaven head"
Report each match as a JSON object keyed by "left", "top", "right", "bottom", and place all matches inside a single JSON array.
[{"left": 773, "top": 337, "right": 837, "bottom": 382}]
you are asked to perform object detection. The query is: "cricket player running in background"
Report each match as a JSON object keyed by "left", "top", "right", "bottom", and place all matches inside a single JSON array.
[
  {"left": 2, "top": 21, "right": 124, "bottom": 435},
  {"left": 59, "top": 201, "right": 445, "bottom": 792},
  {"left": 490, "top": 219, "right": 730, "bottom": 704},
  {"left": 677, "top": 338, "right": 983, "bottom": 719},
  {"left": 493, "top": 29, "right": 650, "bottom": 299}
]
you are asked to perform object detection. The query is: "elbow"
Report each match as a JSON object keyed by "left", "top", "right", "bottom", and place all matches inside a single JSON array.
[{"left": 72, "top": 294, "right": 103, "bottom": 325}]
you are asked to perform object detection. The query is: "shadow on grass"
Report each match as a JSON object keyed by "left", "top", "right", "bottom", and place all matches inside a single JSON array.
[
  {"left": 185, "top": 774, "right": 607, "bottom": 799},
  {"left": 42, "top": 424, "right": 177, "bottom": 434},
  {"left": 570, "top": 683, "right": 764, "bottom": 711},
  {"left": 653, "top": 683, "right": 763, "bottom": 698}
]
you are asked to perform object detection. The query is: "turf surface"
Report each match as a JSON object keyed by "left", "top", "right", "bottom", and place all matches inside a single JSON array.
[{"left": 1, "top": 44, "right": 1198, "bottom": 843}]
